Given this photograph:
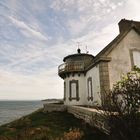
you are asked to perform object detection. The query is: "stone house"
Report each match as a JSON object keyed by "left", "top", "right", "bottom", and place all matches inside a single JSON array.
[{"left": 58, "top": 19, "right": 140, "bottom": 106}]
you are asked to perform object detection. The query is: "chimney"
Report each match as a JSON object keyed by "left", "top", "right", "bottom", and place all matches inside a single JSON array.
[{"left": 118, "top": 19, "right": 140, "bottom": 34}]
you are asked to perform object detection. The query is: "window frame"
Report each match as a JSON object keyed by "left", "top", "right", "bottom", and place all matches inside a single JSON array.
[
  {"left": 130, "top": 49, "right": 140, "bottom": 69},
  {"left": 69, "top": 80, "right": 79, "bottom": 101},
  {"left": 87, "top": 77, "right": 93, "bottom": 101},
  {"left": 64, "top": 82, "right": 66, "bottom": 101}
]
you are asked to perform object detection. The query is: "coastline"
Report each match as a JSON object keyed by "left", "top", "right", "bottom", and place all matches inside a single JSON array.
[
  {"left": 0, "top": 108, "right": 108, "bottom": 140},
  {"left": 0, "top": 100, "right": 42, "bottom": 126}
]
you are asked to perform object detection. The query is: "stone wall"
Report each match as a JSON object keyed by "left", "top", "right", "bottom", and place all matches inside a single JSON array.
[
  {"left": 43, "top": 104, "right": 67, "bottom": 112},
  {"left": 67, "top": 106, "right": 109, "bottom": 134},
  {"left": 43, "top": 104, "right": 109, "bottom": 134},
  {"left": 99, "top": 62, "right": 110, "bottom": 106}
]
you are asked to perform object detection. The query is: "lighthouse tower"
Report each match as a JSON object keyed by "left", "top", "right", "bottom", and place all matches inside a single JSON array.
[{"left": 58, "top": 49, "right": 94, "bottom": 105}]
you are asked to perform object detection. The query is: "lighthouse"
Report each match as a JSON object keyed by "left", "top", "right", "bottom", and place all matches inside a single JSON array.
[{"left": 58, "top": 49, "right": 94, "bottom": 105}]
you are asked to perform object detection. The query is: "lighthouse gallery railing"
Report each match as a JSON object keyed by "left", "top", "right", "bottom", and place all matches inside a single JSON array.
[{"left": 58, "top": 61, "right": 85, "bottom": 74}]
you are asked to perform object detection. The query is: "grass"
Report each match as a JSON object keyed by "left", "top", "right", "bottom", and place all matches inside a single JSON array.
[{"left": 0, "top": 109, "right": 108, "bottom": 140}]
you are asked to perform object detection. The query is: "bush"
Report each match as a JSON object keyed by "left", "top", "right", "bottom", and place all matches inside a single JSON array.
[
  {"left": 104, "top": 67, "right": 140, "bottom": 140},
  {"left": 54, "top": 128, "right": 84, "bottom": 140}
]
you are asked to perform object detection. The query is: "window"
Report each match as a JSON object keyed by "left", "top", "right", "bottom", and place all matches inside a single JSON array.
[
  {"left": 87, "top": 77, "right": 93, "bottom": 101},
  {"left": 69, "top": 80, "right": 79, "bottom": 101},
  {"left": 130, "top": 49, "right": 140, "bottom": 68},
  {"left": 132, "top": 51, "right": 140, "bottom": 68},
  {"left": 64, "top": 82, "right": 66, "bottom": 101}
]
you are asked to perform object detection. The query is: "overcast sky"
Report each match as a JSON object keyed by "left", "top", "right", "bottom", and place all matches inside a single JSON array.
[{"left": 0, "top": 0, "right": 140, "bottom": 100}]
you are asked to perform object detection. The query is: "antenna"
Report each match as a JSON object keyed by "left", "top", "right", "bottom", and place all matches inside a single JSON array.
[
  {"left": 76, "top": 42, "right": 81, "bottom": 49},
  {"left": 85, "top": 45, "right": 89, "bottom": 54}
]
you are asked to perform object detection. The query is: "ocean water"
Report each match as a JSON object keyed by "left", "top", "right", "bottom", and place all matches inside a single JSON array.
[{"left": 0, "top": 101, "right": 43, "bottom": 126}]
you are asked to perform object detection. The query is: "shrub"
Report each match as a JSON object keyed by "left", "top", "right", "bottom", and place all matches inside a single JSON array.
[
  {"left": 54, "top": 128, "right": 84, "bottom": 140},
  {"left": 104, "top": 67, "right": 140, "bottom": 140}
]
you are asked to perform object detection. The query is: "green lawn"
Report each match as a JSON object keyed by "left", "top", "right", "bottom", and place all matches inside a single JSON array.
[{"left": 0, "top": 109, "right": 108, "bottom": 140}]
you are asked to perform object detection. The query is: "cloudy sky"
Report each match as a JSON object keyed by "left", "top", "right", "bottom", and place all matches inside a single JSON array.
[{"left": 0, "top": 0, "right": 140, "bottom": 100}]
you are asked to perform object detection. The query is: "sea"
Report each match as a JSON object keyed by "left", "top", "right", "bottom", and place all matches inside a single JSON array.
[{"left": 0, "top": 100, "right": 43, "bottom": 126}]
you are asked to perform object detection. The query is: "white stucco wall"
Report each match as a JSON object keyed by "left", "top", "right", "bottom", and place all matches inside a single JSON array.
[
  {"left": 86, "top": 64, "right": 101, "bottom": 106},
  {"left": 64, "top": 73, "right": 86, "bottom": 105},
  {"left": 64, "top": 65, "right": 101, "bottom": 106},
  {"left": 107, "top": 29, "right": 140, "bottom": 88}
]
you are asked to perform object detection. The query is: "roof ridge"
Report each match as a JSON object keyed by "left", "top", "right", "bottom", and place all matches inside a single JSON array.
[{"left": 94, "top": 25, "right": 140, "bottom": 61}]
